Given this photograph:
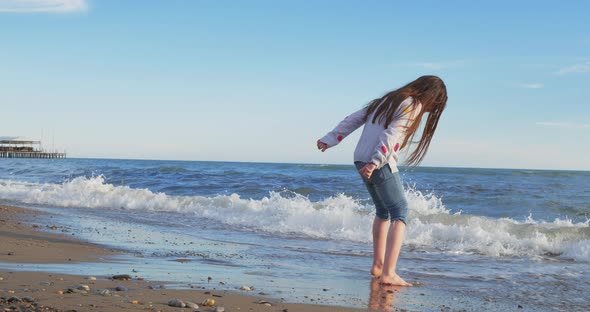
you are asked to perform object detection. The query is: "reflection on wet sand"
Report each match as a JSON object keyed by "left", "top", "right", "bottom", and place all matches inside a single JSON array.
[{"left": 367, "top": 278, "right": 404, "bottom": 311}]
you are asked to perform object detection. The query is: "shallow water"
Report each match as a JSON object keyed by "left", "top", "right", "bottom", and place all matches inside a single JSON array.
[{"left": 1, "top": 158, "right": 589, "bottom": 311}]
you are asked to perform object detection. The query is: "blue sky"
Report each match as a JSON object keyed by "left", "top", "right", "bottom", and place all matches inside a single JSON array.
[{"left": 1, "top": 0, "right": 589, "bottom": 170}]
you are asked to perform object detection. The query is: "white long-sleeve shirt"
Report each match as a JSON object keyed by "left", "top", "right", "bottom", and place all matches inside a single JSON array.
[{"left": 319, "top": 96, "right": 422, "bottom": 173}]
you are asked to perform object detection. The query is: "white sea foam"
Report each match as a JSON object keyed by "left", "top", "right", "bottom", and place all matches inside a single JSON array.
[{"left": 0, "top": 176, "right": 588, "bottom": 261}]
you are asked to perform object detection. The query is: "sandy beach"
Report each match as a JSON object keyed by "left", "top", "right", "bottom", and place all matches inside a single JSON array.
[{"left": 0, "top": 204, "right": 369, "bottom": 312}]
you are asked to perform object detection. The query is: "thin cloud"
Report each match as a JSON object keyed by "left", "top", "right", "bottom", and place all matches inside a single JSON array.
[
  {"left": 536, "top": 121, "right": 590, "bottom": 130},
  {"left": 516, "top": 83, "right": 544, "bottom": 89},
  {"left": 0, "top": 0, "right": 87, "bottom": 13},
  {"left": 555, "top": 61, "right": 590, "bottom": 75}
]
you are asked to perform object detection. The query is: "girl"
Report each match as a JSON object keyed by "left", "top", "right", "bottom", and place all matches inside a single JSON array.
[{"left": 317, "top": 75, "right": 447, "bottom": 286}]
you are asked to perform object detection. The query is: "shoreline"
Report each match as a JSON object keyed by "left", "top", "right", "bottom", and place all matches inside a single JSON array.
[{"left": 0, "top": 204, "right": 368, "bottom": 312}]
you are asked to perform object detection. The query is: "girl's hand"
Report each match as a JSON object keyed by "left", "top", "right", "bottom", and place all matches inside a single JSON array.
[
  {"left": 358, "top": 163, "right": 377, "bottom": 180},
  {"left": 317, "top": 140, "right": 329, "bottom": 152}
]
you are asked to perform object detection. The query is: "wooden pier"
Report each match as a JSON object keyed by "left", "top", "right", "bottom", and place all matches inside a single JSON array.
[
  {"left": 0, "top": 138, "right": 66, "bottom": 159},
  {"left": 0, "top": 151, "right": 66, "bottom": 159}
]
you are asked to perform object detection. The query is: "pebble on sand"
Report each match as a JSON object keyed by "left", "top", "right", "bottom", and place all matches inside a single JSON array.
[
  {"left": 99, "top": 289, "right": 112, "bottom": 297},
  {"left": 7, "top": 296, "right": 20, "bottom": 303},
  {"left": 257, "top": 300, "right": 272, "bottom": 307},
  {"left": 112, "top": 274, "right": 132, "bottom": 280},
  {"left": 202, "top": 298, "right": 215, "bottom": 307},
  {"left": 185, "top": 301, "right": 199, "bottom": 309},
  {"left": 86, "top": 276, "right": 97, "bottom": 281},
  {"left": 168, "top": 299, "right": 186, "bottom": 308},
  {"left": 67, "top": 287, "right": 87, "bottom": 294},
  {"left": 240, "top": 286, "right": 252, "bottom": 291},
  {"left": 116, "top": 286, "right": 129, "bottom": 291},
  {"left": 22, "top": 296, "right": 34, "bottom": 303},
  {"left": 215, "top": 307, "right": 225, "bottom": 312},
  {"left": 77, "top": 285, "right": 90, "bottom": 291}
]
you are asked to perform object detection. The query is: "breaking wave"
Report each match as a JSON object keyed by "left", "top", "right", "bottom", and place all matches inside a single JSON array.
[{"left": 0, "top": 176, "right": 588, "bottom": 261}]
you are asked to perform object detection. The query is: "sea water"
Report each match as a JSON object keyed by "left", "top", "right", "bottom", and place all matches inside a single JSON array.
[{"left": 0, "top": 158, "right": 588, "bottom": 311}]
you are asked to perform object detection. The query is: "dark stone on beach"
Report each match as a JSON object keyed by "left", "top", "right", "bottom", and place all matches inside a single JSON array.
[
  {"left": 22, "top": 296, "right": 34, "bottom": 303},
  {"left": 168, "top": 299, "right": 186, "bottom": 308},
  {"left": 518, "top": 304, "right": 524, "bottom": 309},
  {"left": 7, "top": 296, "right": 20, "bottom": 303},
  {"left": 6, "top": 252, "right": 13, "bottom": 256},
  {"left": 112, "top": 274, "right": 132, "bottom": 280},
  {"left": 258, "top": 292, "right": 270, "bottom": 295},
  {"left": 148, "top": 284, "right": 164, "bottom": 290},
  {"left": 115, "top": 286, "right": 128, "bottom": 291}
]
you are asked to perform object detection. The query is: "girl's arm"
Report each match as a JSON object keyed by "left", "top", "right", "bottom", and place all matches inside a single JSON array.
[
  {"left": 318, "top": 107, "right": 367, "bottom": 150},
  {"left": 370, "top": 98, "right": 421, "bottom": 168}
]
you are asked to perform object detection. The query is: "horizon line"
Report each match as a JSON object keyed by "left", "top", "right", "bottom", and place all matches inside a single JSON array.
[{"left": 45, "top": 156, "right": 590, "bottom": 173}]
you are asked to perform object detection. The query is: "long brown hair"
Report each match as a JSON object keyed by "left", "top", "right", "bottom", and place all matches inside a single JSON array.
[{"left": 365, "top": 75, "right": 447, "bottom": 167}]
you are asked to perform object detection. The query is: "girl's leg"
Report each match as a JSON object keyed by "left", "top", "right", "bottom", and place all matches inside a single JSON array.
[
  {"left": 380, "top": 220, "right": 412, "bottom": 286},
  {"left": 354, "top": 162, "right": 392, "bottom": 278},
  {"left": 371, "top": 216, "right": 390, "bottom": 277}
]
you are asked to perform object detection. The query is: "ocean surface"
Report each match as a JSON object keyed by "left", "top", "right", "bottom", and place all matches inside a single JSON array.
[{"left": 0, "top": 158, "right": 589, "bottom": 311}]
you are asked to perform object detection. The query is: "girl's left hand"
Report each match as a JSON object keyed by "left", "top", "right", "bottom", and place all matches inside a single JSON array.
[
  {"left": 317, "top": 140, "right": 329, "bottom": 152},
  {"left": 359, "top": 163, "right": 377, "bottom": 180}
]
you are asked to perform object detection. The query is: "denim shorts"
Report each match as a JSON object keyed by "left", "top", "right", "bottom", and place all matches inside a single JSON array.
[{"left": 355, "top": 162, "right": 408, "bottom": 224}]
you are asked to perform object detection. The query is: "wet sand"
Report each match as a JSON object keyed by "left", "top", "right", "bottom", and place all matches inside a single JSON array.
[{"left": 0, "top": 204, "right": 368, "bottom": 312}]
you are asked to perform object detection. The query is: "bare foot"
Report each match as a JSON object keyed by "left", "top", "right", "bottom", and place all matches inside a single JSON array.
[
  {"left": 380, "top": 274, "right": 412, "bottom": 287},
  {"left": 370, "top": 264, "right": 383, "bottom": 278}
]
